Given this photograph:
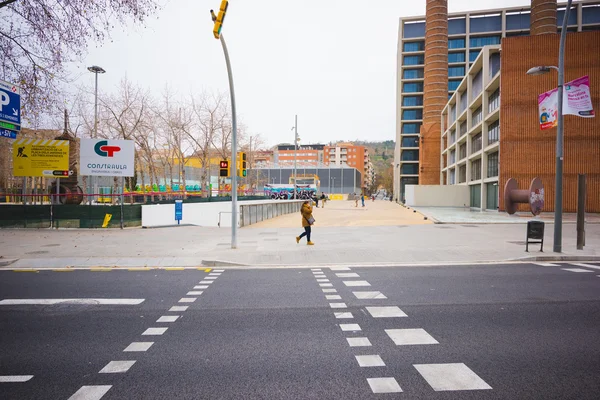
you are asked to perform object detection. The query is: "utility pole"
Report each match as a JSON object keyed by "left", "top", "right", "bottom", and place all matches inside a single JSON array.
[
  {"left": 87, "top": 65, "right": 105, "bottom": 206},
  {"left": 293, "top": 115, "right": 298, "bottom": 198}
]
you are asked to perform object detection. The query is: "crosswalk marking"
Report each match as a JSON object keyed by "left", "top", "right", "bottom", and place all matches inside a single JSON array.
[
  {"left": 169, "top": 306, "right": 188, "bottom": 312},
  {"left": 68, "top": 385, "right": 112, "bottom": 400},
  {"left": 316, "top": 279, "right": 330, "bottom": 282},
  {"left": 356, "top": 355, "right": 385, "bottom": 367},
  {"left": 340, "top": 323, "right": 361, "bottom": 331},
  {"left": 334, "top": 312, "right": 353, "bottom": 319},
  {"left": 195, "top": 285, "right": 209, "bottom": 289},
  {"left": 386, "top": 329, "right": 438, "bottom": 345},
  {"left": 329, "top": 302, "right": 347, "bottom": 309},
  {"left": 343, "top": 280, "right": 371, "bottom": 287},
  {"left": 330, "top": 267, "right": 351, "bottom": 271},
  {"left": 187, "top": 291, "right": 203, "bottom": 295},
  {"left": 179, "top": 298, "right": 196, "bottom": 303},
  {"left": 561, "top": 268, "right": 594, "bottom": 273},
  {"left": 320, "top": 283, "right": 333, "bottom": 287},
  {"left": 414, "top": 363, "right": 492, "bottom": 391},
  {"left": 156, "top": 316, "right": 179, "bottom": 323},
  {"left": 353, "top": 291, "right": 387, "bottom": 299},
  {"left": 322, "top": 288, "right": 337, "bottom": 293},
  {"left": 336, "top": 272, "right": 360, "bottom": 278},
  {"left": 99, "top": 361, "right": 136, "bottom": 374},
  {"left": 534, "top": 262, "right": 560, "bottom": 267},
  {"left": 347, "top": 337, "right": 371, "bottom": 347},
  {"left": 325, "top": 295, "right": 341, "bottom": 300},
  {"left": 367, "top": 377, "right": 402, "bottom": 393},
  {"left": 142, "top": 327, "right": 168, "bottom": 336},
  {"left": 571, "top": 263, "right": 600, "bottom": 271},
  {"left": 0, "top": 375, "right": 33, "bottom": 382},
  {"left": 123, "top": 342, "right": 153, "bottom": 352},
  {"left": 0, "top": 298, "right": 144, "bottom": 306},
  {"left": 366, "top": 306, "right": 407, "bottom": 318}
]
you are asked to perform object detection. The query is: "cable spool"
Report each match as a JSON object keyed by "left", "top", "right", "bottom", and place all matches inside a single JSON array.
[{"left": 504, "top": 177, "right": 545, "bottom": 216}]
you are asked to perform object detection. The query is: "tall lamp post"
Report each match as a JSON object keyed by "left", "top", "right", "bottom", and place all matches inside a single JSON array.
[
  {"left": 292, "top": 115, "right": 299, "bottom": 198},
  {"left": 87, "top": 65, "right": 105, "bottom": 206},
  {"left": 526, "top": 0, "right": 571, "bottom": 253}
]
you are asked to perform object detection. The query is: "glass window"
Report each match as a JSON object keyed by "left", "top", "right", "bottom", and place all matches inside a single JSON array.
[
  {"left": 487, "top": 152, "right": 499, "bottom": 177},
  {"left": 506, "top": 12, "right": 530, "bottom": 31},
  {"left": 469, "top": 50, "right": 481, "bottom": 62},
  {"left": 472, "top": 70, "right": 483, "bottom": 99},
  {"left": 448, "top": 80, "right": 461, "bottom": 92},
  {"left": 403, "top": 41, "right": 424, "bottom": 52},
  {"left": 449, "top": 18, "right": 466, "bottom": 35},
  {"left": 459, "top": 165, "right": 467, "bottom": 183},
  {"left": 469, "top": 36, "right": 501, "bottom": 47},
  {"left": 470, "top": 184, "right": 481, "bottom": 207},
  {"left": 488, "top": 120, "right": 499, "bottom": 144},
  {"left": 460, "top": 92, "right": 468, "bottom": 113},
  {"left": 459, "top": 122, "right": 467, "bottom": 136},
  {"left": 401, "top": 150, "right": 419, "bottom": 161},
  {"left": 402, "top": 123, "right": 422, "bottom": 133},
  {"left": 401, "top": 164, "right": 419, "bottom": 175},
  {"left": 448, "top": 52, "right": 466, "bottom": 63},
  {"left": 472, "top": 106, "right": 483, "bottom": 127},
  {"left": 403, "top": 82, "right": 423, "bottom": 93},
  {"left": 403, "top": 69, "right": 424, "bottom": 79},
  {"left": 471, "top": 159, "right": 482, "bottom": 181},
  {"left": 403, "top": 55, "right": 424, "bottom": 65},
  {"left": 403, "top": 95, "right": 423, "bottom": 107},
  {"left": 472, "top": 133, "right": 482, "bottom": 153},
  {"left": 557, "top": 8, "right": 578, "bottom": 26},
  {"left": 488, "top": 89, "right": 500, "bottom": 113},
  {"left": 401, "top": 137, "right": 419, "bottom": 147},
  {"left": 449, "top": 149, "right": 456, "bottom": 164},
  {"left": 448, "top": 38, "right": 465, "bottom": 49},
  {"left": 459, "top": 143, "right": 467, "bottom": 160},
  {"left": 403, "top": 21, "right": 425, "bottom": 38},
  {"left": 449, "top": 66, "right": 465, "bottom": 77},
  {"left": 402, "top": 109, "right": 423, "bottom": 120},
  {"left": 489, "top": 52, "right": 501, "bottom": 78},
  {"left": 449, "top": 169, "right": 456, "bottom": 184},
  {"left": 470, "top": 15, "right": 502, "bottom": 33},
  {"left": 583, "top": 5, "right": 600, "bottom": 24}
]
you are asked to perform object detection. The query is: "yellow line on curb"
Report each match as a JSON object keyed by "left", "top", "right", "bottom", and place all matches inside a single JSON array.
[
  {"left": 52, "top": 269, "right": 74, "bottom": 272},
  {"left": 90, "top": 268, "right": 112, "bottom": 272},
  {"left": 13, "top": 269, "right": 39, "bottom": 273},
  {"left": 165, "top": 267, "right": 185, "bottom": 271},
  {"left": 128, "top": 268, "right": 152, "bottom": 271}
]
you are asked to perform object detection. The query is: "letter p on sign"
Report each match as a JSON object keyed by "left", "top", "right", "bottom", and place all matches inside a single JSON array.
[{"left": 0, "top": 91, "right": 9, "bottom": 111}]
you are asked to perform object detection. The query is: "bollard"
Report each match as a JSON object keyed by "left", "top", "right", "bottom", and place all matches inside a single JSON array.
[{"left": 504, "top": 177, "right": 544, "bottom": 216}]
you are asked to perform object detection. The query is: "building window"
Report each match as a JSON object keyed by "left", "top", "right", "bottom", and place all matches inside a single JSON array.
[
  {"left": 403, "top": 82, "right": 424, "bottom": 93},
  {"left": 449, "top": 80, "right": 461, "bottom": 92},
  {"left": 449, "top": 168, "right": 456, "bottom": 184},
  {"left": 471, "top": 159, "right": 482, "bottom": 181},
  {"left": 401, "top": 150, "right": 419, "bottom": 161},
  {"left": 403, "top": 69, "right": 424, "bottom": 79},
  {"left": 401, "top": 164, "right": 419, "bottom": 175},
  {"left": 557, "top": 8, "right": 578, "bottom": 26},
  {"left": 459, "top": 143, "right": 467, "bottom": 160},
  {"left": 459, "top": 92, "right": 468, "bottom": 112},
  {"left": 583, "top": 4, "right": 600, "bottom": 24},
  {"left": 459, "top": 121, "right": 467, "bottom": 136},
  {"left": 488, "top": 89, "right": 500, "bottom": 113},
  {"left": 487, "top": 152, "right": 499, "bottom": 177},
  {"left": 472, "top": 70, "right": 483, "bottom": 99},
  {"left": 459, "top": 165, "right": 466, "bottom": 183},
  {"left": 403, "top": 41, "right": 424, "bottom": 52},
  {"left": 450, "top": 129, "right": 456, "bottom": 144},
  {"left": 448, "top": 38, "right": 465, "bottom": 49},
  {"left": 506, "top": 12, "right": 530, "bottom": 31},
  {"left": 472, "top": 133, "right": 482, "bottom": 153},
  {"left": 449, "top": 149, "right": 456, "bottom": 164},
  {"left": 469, "top": 49, "right": 481, "bottom": 63},
  {"left": 402, "top": 123, "right": 422, "bottom": 133},
  {"left": 403, "top": 95, "right": 423, "bottom": 107},
  {"left": 402, "top": 109, "right": 423, "bottom": 120},
  {"left": 488, "top": 120, "right": 499, "bottom": 145},
  {"left": 449, "top": 18, "right": 466, "bottom": 34},
  {"left": 470, "top": 184, "right": 482, "bottom": 208},
  {"left": 403, "top": 21, "right": 425, "bottom": 38},
  {"left": 449, "top": 104, "right": 456, "bottom": 124},
  {"left": 403, "top": 55, "right": 424, "bottom": 65},
  {"left": 489, "top": 53, "right": 501, "bottom": 79},
  {"left": 401, "top": 137, "right": 419, "bottom": 147},
  {"left": 472, "top": 106, "right": 483, "bottom": 127},
  {"left": 469, "top": 35, "right": 501, "bottom": 47},
  {"left": 448, "top": 52, "right": 466, "bottom": 63},
  {"left": 449, "top": 66, "right": 465, "bottom": 77},
  {"left": 469, "top": 15, "right": 502, "bottom": 33}
]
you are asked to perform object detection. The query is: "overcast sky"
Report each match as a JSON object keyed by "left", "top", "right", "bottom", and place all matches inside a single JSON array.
[{"left": 70, "top": 0, "right": 530, "bottom": 147}]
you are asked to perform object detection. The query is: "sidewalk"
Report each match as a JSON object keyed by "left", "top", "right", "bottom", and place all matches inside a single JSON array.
[{"left": 1, "top": 200, "right": 598, "bottom": 268}]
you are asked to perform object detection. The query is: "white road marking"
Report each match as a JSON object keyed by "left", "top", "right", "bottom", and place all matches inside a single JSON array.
[
  {"left": 68, "top": 385, "right": 112, "bottom": 400},
  {"left": 0, "top": 299, "right": 144, "bottom": 306},
  {"left": 142, "top": 327, "right": 168, "bottom": 336},
  {"left": 343, "top": 280, "right": 370, "bottom": 287},
  {"left": 209, "top": 273, "right": 222, "bottom": 276},
  {"left": 195, "top": 285, "right": 209, "bottom": 289},
  {"left": 335, "top": 312, "right": 353, "bottom": 319},
  {"left": 213, "top": 269, "right": 225, "bottom": 272},
  {"left": 322, "top": 289, "right": 337, "bottom": 293},
  {"left": 157, "top": 316, "right": 179, "bottom": 323},
  {"left": 331, "top": 267, "right": 351, "bottom": 271},
  {"left": 353, "top": 291, "right": 387, "bottom": 299},
  {"left": 347, "top": 337, "right": 371, "bottom": 347},
  {"left": 561, "top": 268, "right": 594, "bottom": 273},
  {"left": 169, "top": 306, "right": 188, "bottom": 312},
  {"left": 99, "top": 361, "right": 136, "bottom": 374},
  {"left": 123, "top": 342, "right": 153, "bottom": 352},
  {"left": 340, "top": 323, "right": 361, "bottom": 331},
  {"left": 179, "top": 298, "right": 196, "bottom": 303},
  {"left": 314, "top": 274, "right": 326, "bottom": 278},
  {"left": 386, "top": 329, "right": 439, "bottom": 345},
  {"left": 367, "top": 377, "right": 402, "bottom": 393},
  {"left": 571, "top": 263, "right": 600, "bottom": 271},
  {"left": 329, "top": 302, "right": 347, "bottom": 309},
  {"left": 534, "top": 262, "right": 560, "bottom": 267},
  {"left": 187, "top": 291, "right": 203, "bottom": 296},
  {"left": 316, "top": 279, "right": 330, "bottom": 282},
  {"left": 325, "top": 295, "right": 342, "bottom": 300},
  {"left": 336, "top": 272, "right": 360, "bottom": 278},
  {"left": 366, "top": 306, "right": 408, "bottom": 318},
  {"left": 204, "top": 277, "right": 218, "bottom": 280},
  {"left": 199, "top": 280, "right": 213, "bottom": 284},
  {"left": 0, "top": 375, "right": 33, "bottom": 382},
  {"left": 414, "top": 363, "right": 492, "bottom": 391},
  {"left": 320, "top": 283, "right": 333, "bottom": 287},
  {"left": 311, "top": 268, "right": 322, "bottom": 271},
  {"left": 356, "top": 355, "right": 385, "bottom": 367}
]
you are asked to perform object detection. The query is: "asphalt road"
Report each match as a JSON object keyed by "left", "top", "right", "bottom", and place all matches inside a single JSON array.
[{"left": 1, "top": 262, "right": 599, "bottom": 399}]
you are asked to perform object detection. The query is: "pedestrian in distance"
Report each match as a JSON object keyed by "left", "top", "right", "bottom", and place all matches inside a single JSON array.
[
  {"left": 361, "top": 194, "right": 365, "bottom": 207},
  {"left": 313, "top": 193, "right": 319, "bottom": 208},
  {"left": 296, "top": 200, "right": 315, "bottom": 245},
  {"left": 320, "top": 193, "right": 326, "bottom": 208}
]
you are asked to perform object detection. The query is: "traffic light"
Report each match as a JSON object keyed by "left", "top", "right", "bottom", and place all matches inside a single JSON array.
[
  {"left": 212, "top": 0, "right": 229, "bottom": 39},
  {"left": 237, "top": 152, "right": 247, "bottom": 177},
  {"left": 219, "top": 160, "right": 230, "bottom": 177}
]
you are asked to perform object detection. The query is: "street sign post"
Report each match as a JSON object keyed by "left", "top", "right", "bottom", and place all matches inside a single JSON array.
[
  {"left": 0, "top": 79, "right": 21, "bottom": 127},
  {"left": 175, "top": 200, "right": 183, "bottom": 225}
]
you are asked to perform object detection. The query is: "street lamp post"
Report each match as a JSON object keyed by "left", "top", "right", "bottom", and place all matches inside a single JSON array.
[
  {"left": 293, "top": 115, "right": 298, "bottom": 199},
  {"left": 87, "top": 65, "right": 105, "bottom": 206},
  {"left": 525, "top": 0, "right": 571, "bottom": 253}
]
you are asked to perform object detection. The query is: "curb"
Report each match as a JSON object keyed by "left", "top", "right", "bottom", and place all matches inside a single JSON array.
[{"left": 512, "top": 255, "right": 600, "bottom": 262}]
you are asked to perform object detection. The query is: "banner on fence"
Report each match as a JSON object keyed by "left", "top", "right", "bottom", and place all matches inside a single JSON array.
[
  {"left": 80, "top": 139, "right": 135, "bottom": 177},
  {"left": 12, "top": 139, "right": 69, "bottom": 177}
]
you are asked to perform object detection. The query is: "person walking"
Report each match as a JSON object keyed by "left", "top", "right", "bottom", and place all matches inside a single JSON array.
[
  {"left": 361, "top": 193, "right": 365, "bottom": 207},
  {"left": 296, "top": 201, "right": 315, "bottom": 245}
]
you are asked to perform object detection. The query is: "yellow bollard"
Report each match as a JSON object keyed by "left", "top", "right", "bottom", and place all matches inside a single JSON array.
[{"left": 102, "top": 214, "right": 113, "bottom": 228}]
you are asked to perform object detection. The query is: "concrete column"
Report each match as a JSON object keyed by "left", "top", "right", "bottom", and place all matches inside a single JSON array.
[{"left": 531, "top": 0, "right": 557, "bottom": 35}]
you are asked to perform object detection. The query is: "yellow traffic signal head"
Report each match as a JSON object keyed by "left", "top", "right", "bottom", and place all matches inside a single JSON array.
[{"left": 212, "top": 0, "right": 229, "bottom": 39}]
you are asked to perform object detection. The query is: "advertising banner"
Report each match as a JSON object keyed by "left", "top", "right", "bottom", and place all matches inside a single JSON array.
[
  {"left": 538, "top": 75, "right": 595, "bottom": 130},
  {"left": 80, "top": 139, "right": 135, "bottom": 177},
  {"left": 12, "top": 139, "right": 69, "bottom": 177}
]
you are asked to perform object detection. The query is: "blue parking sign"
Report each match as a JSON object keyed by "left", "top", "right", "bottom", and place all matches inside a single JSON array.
[
  {"left": 175, "top": 200, "right": 183, "bottom": 224},
  {"left": 0, "top": 80, "right": 21, "bottom": 126}
]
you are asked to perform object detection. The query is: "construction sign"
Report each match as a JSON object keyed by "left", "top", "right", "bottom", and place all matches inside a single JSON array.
[{"left": 12, "top": 138, "right": 69, "bottom": 177}]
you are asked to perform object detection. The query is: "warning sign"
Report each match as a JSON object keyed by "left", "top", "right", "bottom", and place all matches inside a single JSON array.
[{"left": 12, "top": 139, "right": 69, "bottom": 177}]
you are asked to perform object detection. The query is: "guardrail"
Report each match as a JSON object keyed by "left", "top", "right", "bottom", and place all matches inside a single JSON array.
[{"left": 239, "top": 200, "right": 305, "bottom": 227}]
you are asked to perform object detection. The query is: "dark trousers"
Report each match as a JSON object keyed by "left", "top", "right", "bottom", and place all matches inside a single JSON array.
[{"left": 299, "top": 226, "right": 311, "bottom": 242}]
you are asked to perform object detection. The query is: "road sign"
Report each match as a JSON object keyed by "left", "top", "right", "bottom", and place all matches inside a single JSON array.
[
  {"left": 0, "top": 128, "right": 17, "bottom": 139},
  {"left": 0, "top": 121, "right": 20, "bottom": 131},
  {"left": 0, "top": 79, "right": 21, "bottom": 127},
  {"left": 12, "top": 139, "right": 69, "bottom": 177},
  {"left": 175, "top": 200, "right": 183, "bottom": 224}
]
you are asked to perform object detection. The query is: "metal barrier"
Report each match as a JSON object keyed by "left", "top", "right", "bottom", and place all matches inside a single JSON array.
[{"left": 239, "top": 200, "right": 305, "bottom": 227}]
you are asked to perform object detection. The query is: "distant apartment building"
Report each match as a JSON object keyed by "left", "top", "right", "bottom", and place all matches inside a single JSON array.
[
  {"left": 394, "top": 0, "right": 600, "bottom": 202},
  {"left": 324, "top": 142, "right": 374, "bottom": 190},
  {"left": 274, "top": 144, "right": 326, "bottom": 166}
]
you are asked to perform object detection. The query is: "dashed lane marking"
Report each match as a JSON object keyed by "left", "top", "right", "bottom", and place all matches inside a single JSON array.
[
  {"left": 329, "top": 302, "right": 347, "bottom": 309},
  {"left": 213, "top": 269, "right": 224, "bottom": 272},
  {"left": 356, "top": 355, "right": 385, "bottom": 367},
  {"left": 319, "top": 283, "right": 333, "bottom": 287},
  {"left": 123, "top": 342, "right": 154, "bottom": 352},
  {"left": 199, "top": 280, "right": 213, "bottom": 284},
  {"left": 322, "top": 288, "right": 337, "bottom": 293},
  {"left": 343, "top": 280, "right": 371, "bottom": 287},
  {"left": 68, "top": 385, "right": 112, "bottom": 400},
  {"left": 187, "top": 291, "right": 203, "bottom": 296},
  {"left": 99, "top": 361, "right": 136, "bottom": 374},
  {"left": 336, "top": 273, "right": 360, "bottom": 278},
  {"left": 194, "top": 285, "right": 209, "bottom": 289},
  {"left": 353, "top": 291, "right": 387, "bottom": 299},
  {"left": 571, "top": 263, "right": 600, "bottom": 271},
  {"left": 0, "top": 375, "right": 34, "bottom": 382},
  {"left": 414, "top": 363, "right": 492, "bottom": 391},
  {"left": 169, "top": 306, "right": 188, "bottom": 312},
  {"left": 325, "top": 295, "right": 342, "bottom": 300},
  {"left": 385, "top": 329, "right": 439, "bottom": 345},
  {"left": 311, "top": 268, "right": 322, "bottom": 271},
  {"left": 0, "top": 299, "right": 144, "bottom": 306},
  {"left": 366, "top": 306, "right": 408, "bottom": 318},
  {"left": 347, "top": 337, "right": 371, "bottom": 347},
  {"left": 561, "top": 268, "right": 594, "bottom": 273},
  {"left": 178, "top": 298, "right": 197, "bottom": 303},
  {"left": 331, "top": 267, "right": 351, "bottom": 271},
  {"left": 157, "top": 316, "right": 179, "bottom": 323},
  {"left": 340, "top": 323, "right": 361, "bottom": 332},
  {"left": 334, "top": 312, "right": 353, "bottom": 319},
  {"left": 142, "top": 327, "right": 168, "bottom": 336},
  {"left": 208, "top": 273, "right": 222, "bottom": 276},
  {"left": 367, "top": 377, "right": 402, "bottom": 394},
  {"left": 316, "top": 279, "right": 330, "bottom": 282}
]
